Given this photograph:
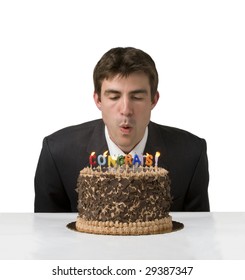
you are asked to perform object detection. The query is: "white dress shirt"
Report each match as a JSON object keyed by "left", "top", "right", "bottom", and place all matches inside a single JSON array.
[{"left": 105, "top": 126, "right": 148, "bottom": 158}]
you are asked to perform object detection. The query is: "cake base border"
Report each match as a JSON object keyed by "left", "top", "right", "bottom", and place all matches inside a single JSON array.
[{"left": 67, "top": 218, "right": 184, "bottom": 236}]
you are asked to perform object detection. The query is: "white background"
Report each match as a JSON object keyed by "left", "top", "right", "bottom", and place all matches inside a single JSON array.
[{"left": 0, "top": 0, "right": 244, "bottom": 212}]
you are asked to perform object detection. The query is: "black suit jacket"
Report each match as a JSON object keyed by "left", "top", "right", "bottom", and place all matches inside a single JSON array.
[{"left": 34, "top": 119, "right": 210, "bottom": 212}]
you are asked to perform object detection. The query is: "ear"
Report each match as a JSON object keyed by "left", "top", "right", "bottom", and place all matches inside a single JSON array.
[
  {"left": 93, "top": 92, "right": 102, "bottom": 110},
  {"left": 151, "top": 91, "right": 160, "bottom": 110}
]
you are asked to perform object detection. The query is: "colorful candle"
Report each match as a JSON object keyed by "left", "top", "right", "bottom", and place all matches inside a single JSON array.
[
  {"left": 88, "top": 151, "right": 161, "bottom": 169},
  {"left": 89, "top": 152, "right": 96, "bottom": 167},
  {"left": 133, "top": 154, "right": 141, "bottom": 166},
  {"left": 117, "top": 155, "right": 125, "bottom": 166},
  {"left": 145, "top": 153, "right": 153, "bottom": 166},
  {"left": 97, "top": 156, "right": 105, "bottom": 166},
  {"left": 124, "top": 154, "right": 133, "bottom": 166},
  {"left": 97, "top": 150, "right": 108, "bottom": 167},
  {"left": 155, "top": 151, "right": 160, "bottom": 168},
  {"left": 108, "top": 155, "right": 117, "bottom": 167}
]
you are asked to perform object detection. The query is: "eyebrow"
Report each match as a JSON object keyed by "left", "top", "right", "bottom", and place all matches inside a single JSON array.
[
  {"left": 104, "top": 89, "right": 120, "bottom": 95},
  {"left": 104, "top": 89, "right": 148, "bottom": 95}
]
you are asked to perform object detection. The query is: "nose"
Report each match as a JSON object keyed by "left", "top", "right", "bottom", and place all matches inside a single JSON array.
[{"left": 120, "top": 96, "right": 133, "bottom": 116}]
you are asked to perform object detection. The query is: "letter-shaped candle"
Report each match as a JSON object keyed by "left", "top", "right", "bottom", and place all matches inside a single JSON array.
[
  {"left": 108, "top": 155, "right": 117, "bottom": 167},
  {"left": 145, "top": 153, "right": 153, "bottom": 166},
  {"left": 97, "top": 150, "right": 108, "bottom": 166},
  {"left": 133, "top": 154, "right": 141, "bottom": 167},
  {"left": 124, "top": 154, "right": 133, "bottom": 166},
  {"left": 89, "top": 152, "right": 96, "bottom": 167},
  {"left": 117, "top": 155, "right": 125, "bottom": 166}
]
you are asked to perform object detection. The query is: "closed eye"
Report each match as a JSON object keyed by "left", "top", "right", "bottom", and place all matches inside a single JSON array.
[
  {"left": 104, "top": 90, "right": 121, "bottom": 100},
  {"left": 131, "top": 93, "right": 145, "bottom": 100},
  {"left": 109, "top": 94, "right": 120, "bottom": 100}
]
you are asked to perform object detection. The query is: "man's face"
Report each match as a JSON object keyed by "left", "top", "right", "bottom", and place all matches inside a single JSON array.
[{"left": 94, "top": 72, "right": 159, "bottom": 153}]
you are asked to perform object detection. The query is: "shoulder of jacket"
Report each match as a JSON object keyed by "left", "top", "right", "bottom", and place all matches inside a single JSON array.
[
  {"left": 46, "top": 119, "right": 102, "bottom": 138},
  {"left": 149, "top": 121, "right": 206, "bottom": 146}
]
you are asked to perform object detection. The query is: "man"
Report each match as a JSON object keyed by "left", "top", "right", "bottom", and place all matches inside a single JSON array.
[{"left": 34, "top": 47, "right": 209, "bottom": 212}]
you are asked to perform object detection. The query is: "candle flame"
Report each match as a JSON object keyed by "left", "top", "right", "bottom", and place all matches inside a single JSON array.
[
  {"left": 103, "top": 150, "right": 108, "bottom": 157},
  {"left": 90, "top": 152, "right": 95, "bottom": 156},
  {"left": 155, "top": 151, "right": 160, "bottom": 157}
]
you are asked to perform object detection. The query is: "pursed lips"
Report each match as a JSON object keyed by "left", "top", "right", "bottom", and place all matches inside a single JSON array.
[{"left": 119, "top": 123, "right": 133, "bottom": 134}]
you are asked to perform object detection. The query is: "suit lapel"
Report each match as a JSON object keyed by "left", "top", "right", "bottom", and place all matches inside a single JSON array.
[
  {"left": 144, "top": 122, "right": 168, "bottom": 169},
  {"left": 86, "top": 119, "right": 108, "bottom": 155}
]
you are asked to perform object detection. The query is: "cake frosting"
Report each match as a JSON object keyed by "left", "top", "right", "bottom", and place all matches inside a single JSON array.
[{"left": 75, "top": 166, "right": 172, "bottom": 235}]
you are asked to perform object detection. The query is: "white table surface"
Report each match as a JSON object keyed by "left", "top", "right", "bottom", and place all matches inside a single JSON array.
[{"left": 0, "top": 212, "right": 244, "bottom": 260}]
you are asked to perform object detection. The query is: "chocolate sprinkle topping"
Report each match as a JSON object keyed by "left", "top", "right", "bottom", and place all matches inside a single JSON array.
[{"left": 76, "top": 167, "right": 172, "bottom": 223}]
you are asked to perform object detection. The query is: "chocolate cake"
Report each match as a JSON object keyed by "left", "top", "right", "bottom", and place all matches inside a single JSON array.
[{"left": 75, "top": 166, "right": 172, "bottom": 235}]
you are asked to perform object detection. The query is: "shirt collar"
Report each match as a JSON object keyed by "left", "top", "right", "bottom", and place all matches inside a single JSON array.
[{"left": 105, "top": 126, "right": 148, "bottom": 157}]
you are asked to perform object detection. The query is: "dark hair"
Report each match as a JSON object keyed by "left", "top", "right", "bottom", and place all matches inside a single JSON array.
[{"left": 93, "top": 47, "right": 158, "bottom": 101}]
